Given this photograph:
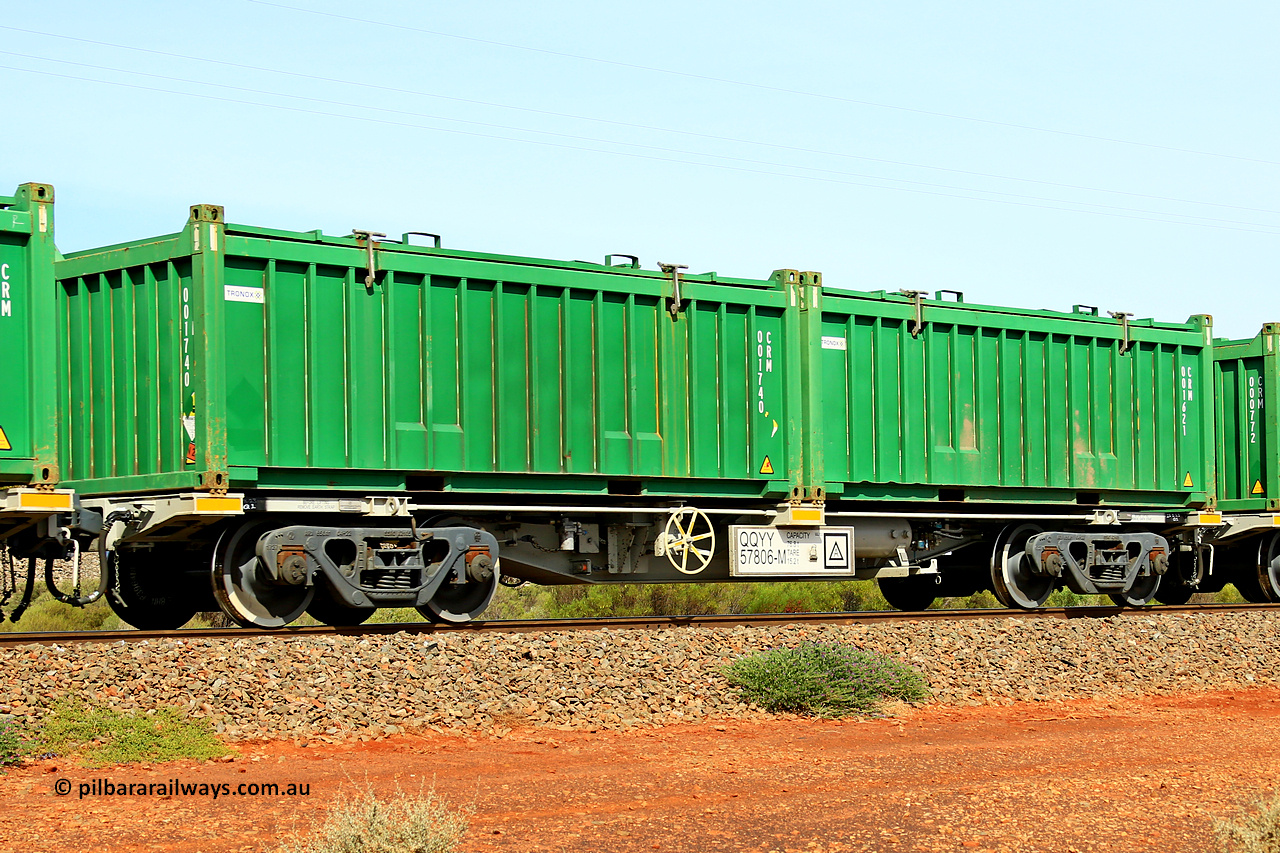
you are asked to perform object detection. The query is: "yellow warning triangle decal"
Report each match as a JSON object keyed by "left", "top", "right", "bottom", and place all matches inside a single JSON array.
[
  {"left": 1183, "top": 472, "right": 1193, "bottom": 488},
  {"left": 1253, "top": 479, "right": 1265, "bottom": 495},
  {"left": 0, "top": 425, "right": 9, "bottom": 452},
  {"left": 759, "top": 456, "right": 774, "bottom": 475}
]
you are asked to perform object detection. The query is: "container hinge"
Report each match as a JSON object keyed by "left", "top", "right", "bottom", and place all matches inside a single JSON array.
[
  {"left": 900, "top": 290, "right": 929, "bottom": 337},
  {"left": 352, "top": 230, "right": 386, "bottom": 291},
  {"left": 659, "top": 262, "right": 689, "bottom": 319},
  {"left": 1109, "top": 311, "right": 1133, "bottom": 354}
]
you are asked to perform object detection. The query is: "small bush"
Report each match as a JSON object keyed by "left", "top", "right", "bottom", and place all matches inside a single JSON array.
[
  {"left": 1216, "top": 794, "right": 1280, "bottom": 852},
  {"left": 281, "top": 788, "right": 467, "bottom": 853},
  {"left": 0, "top": 717, "right": 30, "bottom": 768},
  {"left": 724, "top": 641, "right": 930, "bottom": 717},
  {"left": 1216, "top": 584, "right": 1247, "bottom": 604},
  {"left": 1046, "top": 588, "right": 1110, "bottom": 608},
  {"left": 38, "top": 699, "right": 228, "bottom": 766},
  {"left": 0, "top": 589, "right": 122, "bottom": 633}
]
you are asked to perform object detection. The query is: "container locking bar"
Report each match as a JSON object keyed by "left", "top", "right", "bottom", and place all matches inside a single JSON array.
[
  {"left": 352, "top": 230, "right": 386, "bottom": 291},
  {"left": 1108, "top": 311, "right": 1134, "bottom": 354},
  {"left": 659, "top": 262, "right": 689, "bottom": 319},
  {"left": 899, "top": 290, "right": 929, "bottom": 337}
]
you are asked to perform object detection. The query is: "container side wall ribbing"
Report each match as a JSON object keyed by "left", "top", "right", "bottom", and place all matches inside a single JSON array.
[{"left": 820, "top": 291, "right": 1215, "bottom": 507}]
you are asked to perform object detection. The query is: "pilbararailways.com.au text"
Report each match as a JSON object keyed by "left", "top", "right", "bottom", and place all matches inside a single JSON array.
[{"left": 54, "top": 778, "right": 311, "bottom": 799}]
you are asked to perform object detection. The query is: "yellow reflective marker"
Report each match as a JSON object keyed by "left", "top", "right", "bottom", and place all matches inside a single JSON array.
[
  {"left": 19, "top": 492, "right": 72, "bottom": 510},
  {"left": 0, "top": 425, "right": 10, "bottom": 451},
  {"left": 1253, "top": 479, "right": 1265, "bottom": 495},
  {"left": 791, "top": 508, "right": 821, "bottom": 522},
  {"left": 195, "top": 496, "right": 242, "bottom": 513},
  {"left": 759, "top": 456, "right": 774, "bottom": 475},
  {"left": 1197, "top": 512, "right": 1223, "bottom": 525},
  {"left": 1183, "top": 472, "right": 1193, "bottom": 488}
]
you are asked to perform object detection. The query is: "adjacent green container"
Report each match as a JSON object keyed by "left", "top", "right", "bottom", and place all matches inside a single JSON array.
[
  {"left": 54, "top": 206, "right": 803, "bottom": 498},
  {"left": 820, "top": 291, "right": 1216, "bottom": 508},
  {"left": 1214, "top": 325, "right": 1280, "bottom": 512},
  {"left": 0, "top": 183, "right": 58, "bottom": 487}
]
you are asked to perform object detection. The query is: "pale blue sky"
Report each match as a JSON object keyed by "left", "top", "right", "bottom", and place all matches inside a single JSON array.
[{"left": 3, "top": 0, "right": 1277, "bottom": 338}]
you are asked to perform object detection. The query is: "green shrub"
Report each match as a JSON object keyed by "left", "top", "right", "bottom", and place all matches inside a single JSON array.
[
  {"left": 0, "top": 590, "right": 123, "bottom": 633},
  {"left": 281, "top": 788, "right": 467, "bottom": 853},
  {"left": 724, "top": 641, "right": 930, "bottom": 717},
  {"left": 1216, "top": 584, "right": 1247, "bottom": 604},
  {"left": 1216, "top": 794, "right": 1280, "bottom": 852},
  {"left": 1046, "top": 588, "right": 1110, "bottom": 608},
  {"left": 38, "top": 699, "right": 228, "bottom": 766},
  {"left": 0, "top": 717, "right": 30, "bottom": 768}
]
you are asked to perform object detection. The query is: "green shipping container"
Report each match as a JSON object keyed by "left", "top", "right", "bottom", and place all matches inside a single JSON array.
[
  {"left": 1213, "top": 326, "right": 1280, "bottom": 512},
  {"left": 0, "top": 183, "right": 58, "bottom": 487},
  {"left": 54, "top": 205, "right": 808, "bottom": 499},
  {"left": 51, "top": 202, "right": 1219, "bottom": 510},
  {"left": 819, "top": 291, "right": 1216, "bottom": 508}
]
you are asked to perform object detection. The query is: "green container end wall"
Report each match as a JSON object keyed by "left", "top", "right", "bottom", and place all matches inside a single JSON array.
[
  {"left": 0, "top": 183, "right": 58, "bottom": 486},
  {"left": 55, "top": 207, "right": 798, "bottom": 498},
  {"left": 1214, "top": 326, "right": 1280, "bottom": 512},
  {"left": 820, "top": 292, "right": 1216, "bottom": 508}
]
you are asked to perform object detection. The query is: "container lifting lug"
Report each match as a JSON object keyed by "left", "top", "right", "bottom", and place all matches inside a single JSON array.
[
  {"left": 1109, "top": 311, "right": 1134, "bottom": 354},
  {"left": 899, "top": 290, "right": 929, "bottom": 338},
  {"left": 659, "top": 262, "right": 689, "bottom": 319},
  {"left": 352, "top": 230, "right": 386, "bottom": 291},
  {"left": 403, "top": 231, "right": 442, "bottom": 248}
]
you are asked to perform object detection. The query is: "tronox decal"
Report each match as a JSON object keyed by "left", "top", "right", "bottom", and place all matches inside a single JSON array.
[{"left": 224, "top": 285, "right": 265, "bottom": 304}]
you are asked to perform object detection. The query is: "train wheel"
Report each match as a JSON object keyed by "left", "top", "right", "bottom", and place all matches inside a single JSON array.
[
  {"left": 1109, "top": 572, "right": 1160, "bottom": 608},
  {"left": 416, "top": 566, "right": 500, "bottom": 624},
  {"left": 212, "top": 522, "right": 314, "bottom": 628},
  {"left": 878, "top": 576, "right": 937, "bottom": 611},
  {"left": 305, "top": 588, "right": 375, "bottom": 627},
  {"left": 105, "top": 547, "right": 200, "bottom": 630},
  {"left": 1251, "top": 533, "right": 1280, "bottom": 602},
  {"left": 1225, "top": 538, "right": 1273, "bottom": 603},
  {"left": 1154, "top": 551, "right": 1195, "bottom": 605},
  {"left": 1155, "top": 577, "right": 1194, "bottom": 605},
  {"left": 990, "top": 524, "right": 1052, "bottom": 610}
]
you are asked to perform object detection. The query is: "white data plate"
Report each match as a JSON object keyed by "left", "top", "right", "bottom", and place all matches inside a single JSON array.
[{"left": 729, "top": 525, "right": 856, "bottom": 576}]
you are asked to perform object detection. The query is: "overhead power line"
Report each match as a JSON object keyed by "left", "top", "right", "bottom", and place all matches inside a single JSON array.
[
  {"left": 249, "top": 0, "right": 1280, "bottom": 169},
  {"left": 1, "top": 61, "right": 1276, "bottom": 237},
  {"left": 1, "top": 25, "right": 1276, "bottom": 219}
]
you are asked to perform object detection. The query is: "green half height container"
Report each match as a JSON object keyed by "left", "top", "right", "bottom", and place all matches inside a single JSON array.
[
  {"left": 54, "top": 205, "right": 807, "bottom": 499},
  {"left": 1214, "top": 325, "right": 1280, "bottom": 512},
  {"left": 0, "top": 183, "right": 58, "bottom": 487}
]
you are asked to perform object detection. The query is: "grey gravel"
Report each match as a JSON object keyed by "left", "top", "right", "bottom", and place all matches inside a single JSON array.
[{"left": 0, "top": 611, "right": 1277, "bottom": 741}]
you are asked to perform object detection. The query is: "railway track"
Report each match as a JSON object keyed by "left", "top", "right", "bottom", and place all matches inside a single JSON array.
[{"left": 3, "top": 602, "right": 1276, "bottom": 648}]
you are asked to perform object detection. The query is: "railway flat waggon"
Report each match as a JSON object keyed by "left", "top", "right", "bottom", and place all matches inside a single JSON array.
[{"left": 0, "top": 186, "right": 1245, "bottom": 628}]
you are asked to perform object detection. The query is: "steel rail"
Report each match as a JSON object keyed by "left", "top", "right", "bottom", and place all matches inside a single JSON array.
[{"left": 2, "top": 602, "right": 1276, "bottom": 648}]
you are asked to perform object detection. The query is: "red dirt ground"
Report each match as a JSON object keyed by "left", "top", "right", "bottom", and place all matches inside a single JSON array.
[{"left": 3, "top": 688, "right": 1278, "bottom": 853}]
